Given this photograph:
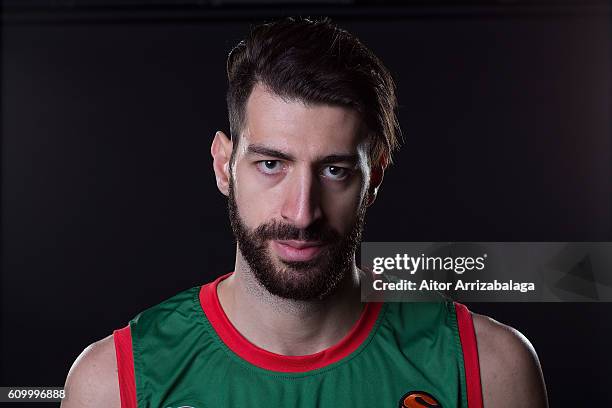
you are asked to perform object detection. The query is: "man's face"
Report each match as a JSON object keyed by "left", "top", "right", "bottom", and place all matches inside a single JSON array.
[{"left": 228, "top": 84, "right": 372, "bottom": 301}]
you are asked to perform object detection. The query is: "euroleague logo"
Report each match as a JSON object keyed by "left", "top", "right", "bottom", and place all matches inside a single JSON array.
[{"left": 398, "top": 391, "right": 442, "bottom": 408}]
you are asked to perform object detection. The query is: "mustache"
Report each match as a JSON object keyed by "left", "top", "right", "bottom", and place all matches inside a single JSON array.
[{"left": 253, "top": 219, "right": 340, "bottom": 243}]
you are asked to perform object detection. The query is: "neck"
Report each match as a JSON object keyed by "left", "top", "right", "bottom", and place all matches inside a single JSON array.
[{"left": 217, "top": 248, "right": 364, "bottom": 356}]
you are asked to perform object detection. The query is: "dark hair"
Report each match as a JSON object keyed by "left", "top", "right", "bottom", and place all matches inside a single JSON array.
[{"left": 226, "top": 17, "right": 401, "bottom": 166}]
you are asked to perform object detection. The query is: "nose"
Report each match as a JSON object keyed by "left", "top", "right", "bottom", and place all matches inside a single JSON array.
[{"left": 280, "top": 166, "right": 323, "bottom": 230}]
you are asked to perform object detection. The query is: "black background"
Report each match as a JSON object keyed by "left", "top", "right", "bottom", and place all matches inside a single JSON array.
[{"left": 1, "top": 1, "right": 611, "bottom": 406}]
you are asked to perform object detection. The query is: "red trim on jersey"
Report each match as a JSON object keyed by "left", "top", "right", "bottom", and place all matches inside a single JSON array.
[
  {"left": 113, "top": 325, "right": 137, "bottom": 408},
  {"left": 199, "top": 272, "right": 383, "bottom": 373},
  {"left": 455, "top": 302, "right": 484, "bottom": 408}
]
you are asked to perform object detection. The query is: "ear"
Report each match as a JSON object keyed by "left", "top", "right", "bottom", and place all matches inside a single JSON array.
[
  {"left": 210, "top": 131, "right": 233, "bottom": 196},
  {"left": 366, "top": 154, "right": 388, "bottom": 207}
]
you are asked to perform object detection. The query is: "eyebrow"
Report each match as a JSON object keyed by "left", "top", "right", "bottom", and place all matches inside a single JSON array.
[
  {"left": 247, "top": 144, "right": 294, "bottom": 161},
  {"left": 246, "top": 144, "right": 360, "bottom": 165}
]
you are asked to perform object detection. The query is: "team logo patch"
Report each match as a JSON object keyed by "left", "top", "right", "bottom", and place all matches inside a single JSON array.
[
  {"left": 398, "top": 391, "right": 442, "bottom": 408},
  {"left": 165, "top": 402, "right": 203, "bottom": 408}
]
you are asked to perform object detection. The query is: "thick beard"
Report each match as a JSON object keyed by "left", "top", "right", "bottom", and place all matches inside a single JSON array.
[{"left": 227, "top": 179, "right": 367, "bottom": 301}]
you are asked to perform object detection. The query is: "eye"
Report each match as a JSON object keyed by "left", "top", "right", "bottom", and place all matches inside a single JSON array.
[
  {"left": 256, "top": 160, "right": 283, "bottom": 175},
  {"left": 322, "top": 165, "right": 349, "bottom": 180}
]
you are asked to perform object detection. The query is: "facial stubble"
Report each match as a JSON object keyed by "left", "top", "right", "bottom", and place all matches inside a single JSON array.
[{"left": 227, "top": 178, "right": 367, "bottom": 301}]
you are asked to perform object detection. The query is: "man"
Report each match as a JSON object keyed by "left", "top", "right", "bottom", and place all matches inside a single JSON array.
[{"left": 62, "top": 17, "right": 548, "bottom": 408}]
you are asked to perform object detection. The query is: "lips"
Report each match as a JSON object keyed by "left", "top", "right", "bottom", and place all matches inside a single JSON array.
[{"left": 271, "top": 240, "right": 326, "bottom": 262}]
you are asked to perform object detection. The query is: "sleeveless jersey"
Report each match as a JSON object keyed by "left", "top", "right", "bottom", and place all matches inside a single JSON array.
[{"left": 113, "top": 273, "right": 483, "bottom": 408}]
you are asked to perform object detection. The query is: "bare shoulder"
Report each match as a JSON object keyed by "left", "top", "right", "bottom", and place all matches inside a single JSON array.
[
  {"left": 60, "top": 335, "right": 121, "bottom": 408},
  {"left": 472, "top": 313, "right": 548, "bottom": 408}
]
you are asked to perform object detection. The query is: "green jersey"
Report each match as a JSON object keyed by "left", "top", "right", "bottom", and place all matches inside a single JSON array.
[{"left": 114, "top": 273, "right": 483, "bottom": 408}]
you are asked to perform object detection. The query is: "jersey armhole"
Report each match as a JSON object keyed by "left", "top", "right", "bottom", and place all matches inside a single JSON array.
[
  {"left": 454, "top": 303, "right": 484, "bottom": 408},
  {"left": 113, "top": 325, "right": 137, "bottom": 408}
]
